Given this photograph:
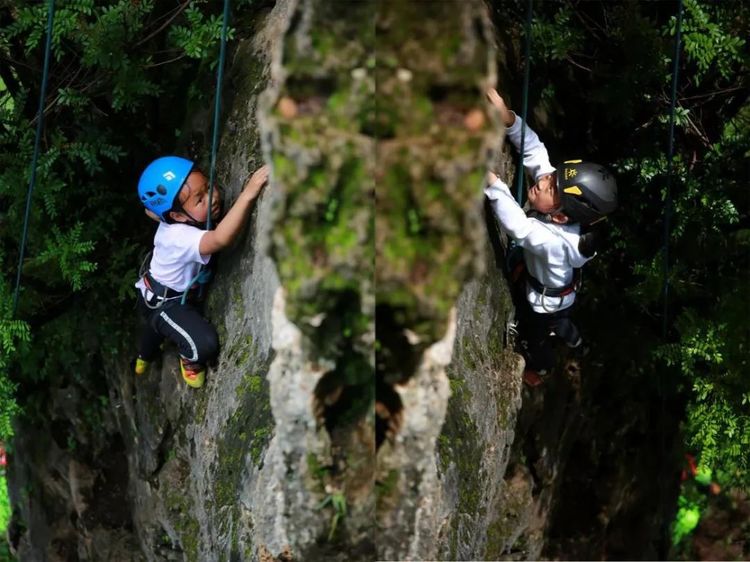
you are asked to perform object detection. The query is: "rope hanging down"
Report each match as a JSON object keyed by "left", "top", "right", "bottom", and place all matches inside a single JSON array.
[
  {"left": 514, "top": 0, "right": 533, "bottom": 205},
  {"left": 657, "top": 3, "right": 683, "bottom": 558},
  {"left": 183, "top": 0, "right": 231, "bottom": 305},
  {"left": 12, "top": 0, "right": 56, "bottom": 317},
  {"left": 662, "top": 0, "right": 683, "bottom": 337},
  {"left": 206, "top": 0, "right": 231, "bottom": 232}
]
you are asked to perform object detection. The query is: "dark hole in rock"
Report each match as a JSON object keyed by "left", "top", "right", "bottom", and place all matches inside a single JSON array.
[
  {"left": 376, "top": 376, "right": 403, "bottom": 450},
  {"left": 313, "top": 350, "right": 373, "bottom": 436},
  {"left": 376, "top": 304, "right": 424, "bottom": 387}
]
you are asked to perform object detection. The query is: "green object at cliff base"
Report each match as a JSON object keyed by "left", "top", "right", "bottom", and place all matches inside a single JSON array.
[{"left": 672, "top": 505, "right": 701, "bottom": 545}]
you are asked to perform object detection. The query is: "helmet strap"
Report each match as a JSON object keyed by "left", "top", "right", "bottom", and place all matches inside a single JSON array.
[
  {"left": 525, "top": 209, "right": 554, "bottom": 224},
  {"left": 169, "top": 201, "right": 208, "bottom": 230}
]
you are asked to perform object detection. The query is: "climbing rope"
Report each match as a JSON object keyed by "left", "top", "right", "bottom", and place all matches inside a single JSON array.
[
  {"left": 12, "top": 0, "right": 56, "bottom": 317},
  {"left": 183, "top": 0, "right": 230, "bottom": 304},
  {"left": 514, "top": 0, "right": 533, "bottom": 205},
  {"left": 206, "top": 0, "right": 230, "bottom": 232},
  {"left": 662, "top": 0, "right": 683, "bottom": 338},
  {"left": 658, "top": 2, "right": 683, "bottom": 557}
]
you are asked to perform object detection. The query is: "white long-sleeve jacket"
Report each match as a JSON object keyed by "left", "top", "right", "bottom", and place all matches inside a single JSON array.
[{"left": 485, "top": 113, "right": 591, "bottom": 313}]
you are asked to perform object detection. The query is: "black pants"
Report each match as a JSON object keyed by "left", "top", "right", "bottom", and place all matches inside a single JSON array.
[
  {"left": 136, "top": 292, "right": 219, "bottom": 366},
  {"left": 517, "top": 298, "right": 581, "bottom": 372}
]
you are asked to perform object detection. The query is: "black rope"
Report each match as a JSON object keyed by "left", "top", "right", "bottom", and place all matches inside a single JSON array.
[
  {"left": 662, "top": 0, "right": 683, "bottom": 338},
  {"left": 658, "top": 1, "right": 683, "bottom": 557}
]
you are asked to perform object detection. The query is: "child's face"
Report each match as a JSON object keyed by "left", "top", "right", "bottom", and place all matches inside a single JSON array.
[
  {"left": 172, "top": 171, "right": 221, "bottom": 224},
  {"left": 527, "top": 173, "right": 561, "bottom": 215}
]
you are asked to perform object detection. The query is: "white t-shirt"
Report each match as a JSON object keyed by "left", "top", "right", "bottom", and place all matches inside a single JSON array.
[
  {"left": 485, "top": 113, "right": 591, "bottom": 313},
  {"left": 135, "top": 222, "right": 210, "bottom": 297}
]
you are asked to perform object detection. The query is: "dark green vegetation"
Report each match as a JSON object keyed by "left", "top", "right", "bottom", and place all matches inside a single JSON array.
[{"left": 491, "top": 0, "right": 748, "bottom": 558}]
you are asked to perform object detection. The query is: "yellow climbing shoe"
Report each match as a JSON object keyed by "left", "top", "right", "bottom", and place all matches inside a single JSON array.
[
  {"left": 179, "top": 358, "right": 206, "bottom": 389},
  {"left": 134, "top": 357, "right": 150, "bottom": 376}
]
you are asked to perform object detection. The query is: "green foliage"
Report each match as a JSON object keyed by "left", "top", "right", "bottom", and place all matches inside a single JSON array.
[
  {"left": 674, "top": 0, "right": 746, "bottom": 83},
  {"left": 0, "top": 473, "right": 9, "bottom": 537},
  {"left": 170, "top": 4, "right": 235, "bottom": 61},
  {"left": 0, "top": 280, "right": 28, "bottom": 438},
  {"left": 672, "top": 494, "right": 701, "bottom": 546},
  {"left": 530, "top": 5, "right": 584, "bottom": 64},
  {"left": 318, "top": 491, "right": 347, "bottom": 541},
  {"left": 35, "top": 224, "right": 97, "bottom": 291}
]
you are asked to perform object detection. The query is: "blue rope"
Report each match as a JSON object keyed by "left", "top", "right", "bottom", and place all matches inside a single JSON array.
[
  {"left": 514, "top": 0, "right": 533, "bottom": 205},
  {"left": 206, "top": 0, "right": 230, "bottom": 232},
  {"left": 662, "top": 0, "right": 683, "bottom": 338},
  {"left": 12, "top": 0, "right": 56, "bottom": 317}
]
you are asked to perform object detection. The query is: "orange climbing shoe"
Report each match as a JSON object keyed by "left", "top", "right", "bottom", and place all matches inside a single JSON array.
[
  {"left": 179, "top": 358, "right": 206, "bottom": 388},
  {"left": 523, "top": 369, "right": 547, "bottom": 387},
  {"left": 134, "top": 357, "right": 150, "bottom": 376}
]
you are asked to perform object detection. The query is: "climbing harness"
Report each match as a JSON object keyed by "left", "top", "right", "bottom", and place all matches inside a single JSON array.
[
  {"left": 137, "top": 250, "right": 212, "bottom": 310},
  {"left": 12, "top": 0, "right": 55, "bottom": 317},
  {"left": 509, "top": 255, "right": 582, "bottom": 313}
]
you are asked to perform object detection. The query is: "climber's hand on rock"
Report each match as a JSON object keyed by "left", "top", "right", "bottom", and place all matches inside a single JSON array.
[
  {"left": 486, "top": 88, "right": 515, "bottom": 127},
  {"left": 242, "top": 164, "right": 270, "bottom": 200}
]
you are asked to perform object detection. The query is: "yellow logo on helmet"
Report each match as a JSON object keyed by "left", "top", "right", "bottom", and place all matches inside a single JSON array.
[
  {"left": 563, "top": 186, "right": 583, "bottom": 196},
  {"left": 564, "top": 168, "right": 578, "bottom": 180},
  {"left": 564, "top": 159, "right": 583, "bottom": 164}
]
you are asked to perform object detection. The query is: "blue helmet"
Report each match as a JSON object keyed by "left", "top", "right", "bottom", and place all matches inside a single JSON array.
[{"left": 138, "top": 156, "right": 194, "bottom": 221}]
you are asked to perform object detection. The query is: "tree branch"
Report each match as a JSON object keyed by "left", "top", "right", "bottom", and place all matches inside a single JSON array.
[{"left": 134, "top": 1, "right": 190, "bottom": 48}]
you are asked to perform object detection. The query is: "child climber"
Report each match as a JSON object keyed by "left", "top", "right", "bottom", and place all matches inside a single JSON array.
[
  {"left": 485, "top": 88, "right": 617, "bottom": 387},
  {"left": 134, "top": 156, "right": 269, "bottom": 388}
]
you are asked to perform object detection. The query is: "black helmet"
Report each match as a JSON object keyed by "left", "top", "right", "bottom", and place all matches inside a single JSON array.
[{"left": 556, "top": 160, "right": 617, "bottom": 225}]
